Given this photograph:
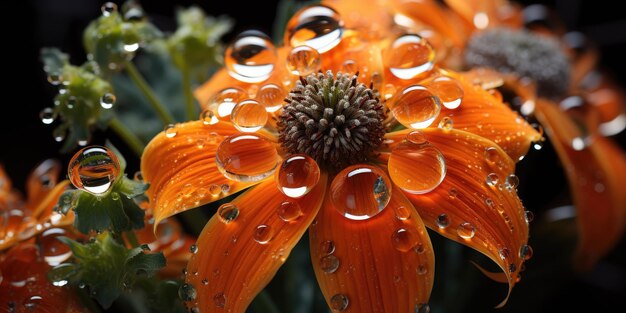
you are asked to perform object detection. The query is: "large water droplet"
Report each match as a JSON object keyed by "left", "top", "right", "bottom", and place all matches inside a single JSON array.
[
  {"left": 520, "top": 244, "right": 533, "bottom": 260},
  {"left": 49, "top": 263, "right": 75, "bottom": 287},
  {"left": 484, "top": 147, "right": 499, "bottom": 164},
  {"left": 216, "top": 133, "right": 280, "bottom": 182},
  {"left": 286, "top": 45, "right": 321, "bottom": 76},
  {"left": 436, "top": 214, "right": 450, "bottom": 229},
  {"left": 39, "top": 228, "right": 72, "bottom": 266},
  {"left": 457, "top": 222, "right": 476, "bottom": 239},
  {"left": 392, "top": 228, "right": 419, "bottom": 252},
  {"left": 256, "top": 84, "right": 286, "bottom": 113},
  {"left": 231, "top": 99, "right": 268, "bottom": 132},
  {"left": 253, "top": 224, "right": 273, "bottom": 244},
  {"left": 285, "top": 5, "right": 344, "bottom": 53},
  {"left": 208, "top": 87, "right": 247, "bottom": 119},
  {"left": 225, "top": 30, "right": 276, "bottom": 83},
  {"left": 390, "top": 85, "right": 441, "bottom": 129},
  {"left": 68, "top": 146, "right": 120, "bottom": 195},
  {"left": 275, "top": 154, "right": 320, "bottom": 198},
  {"left": 277, "top": 201, "right": 303, "bottom": 222},
  {"left": 320, "top": 240, "right": 335, "bottom": 255},
  {"left": 178, "top": 283, "right": 197, "bottom": 301},
  {"left": 388, "top": 131, "right": 446, "bottom": 194},
  {"left": 100, "top": 93, "right": 116, "bottom": 109},
  {"left": 428, "top": 76, "right": 463, "bottom": 109},
  {"left": 217, "top": 203, "right": 239, "bottom": 224},
  {"left": 505, "top": 174, "right": 520, "bottom": 190},
  {"left": 385, "top": 34, "right": 435, "bottom": 79},
  {"left": 330, "top": 294, "right": 349, "bottom": 311},
  {"left": 486, "top": 173, "right": 499, "bottom": 186},
  {"left": 394, "top": 206, "right": 412, "bottom": 221},
  {"left": 320, "top": 255, "right": 340, "bottom": 273},
  {"left": 330, "top": 165, "right": 391, "bottom": 220},
  {"left": 40, "top": 108, "right": 56, "bottom": 124}
]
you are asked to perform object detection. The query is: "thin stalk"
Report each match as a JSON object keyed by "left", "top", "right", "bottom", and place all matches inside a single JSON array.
[
  {"left": 123, "top": 60, "right": 175, "bottom": 125},
  {"left": 181, "top": 67, "right": 197, "bottom": 121},
  {"left": 108, "top": 117, "right": 145, "bottom": 157},
  {"left": 251, "top": 290, "right": 281, "bottom": 313}
]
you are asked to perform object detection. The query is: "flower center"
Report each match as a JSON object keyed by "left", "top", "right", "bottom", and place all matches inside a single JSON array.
[
  {"left": 464, "top": 27, "right": 570, "bottom": 100},
  {"left": 278, "top": 71, "right": 386, "bottom": 171}
]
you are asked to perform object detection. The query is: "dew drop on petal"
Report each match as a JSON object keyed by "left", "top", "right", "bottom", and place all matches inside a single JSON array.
[
  {"left": 100, "top": 93, "right": 116, "bottom": 109},
  {"left": 285, "top": 5, "right": 344, "bottom": 53},
  {"left": 190, "top": 244, "right": 198, "bottom": 254},
  {"left": 457, "top": 222, "right": 476, "bottom": 239},
  {"left": 385, "top": 34, "right": 435, "bottom": 79},
  {"left": 208, "top": 87, "right": 247, "bottom": 119},
  {"left": 164, "top": 124, "right": 177, "bottom": 138},
  {"left": 217, "top": 203, "right": 239, "bottom": 224},
  {"left": 231, "top": 99, "right": 268, "bottom": 132},
  {"left": 213, "top": 293, "right": 226, "bottom": 308},
  {"left": 388, "top": 131, "right": 446, "bottom": 194},
  {"left": 286, "top": 45, "right": 321, "bottom": 76},
  {"left": 505, "top": 174, "right": 520, "bottom": 190},
  {"left": 68, "top": 146, "right": 120, "bottom": 195},
  {"left": 392, "top": 228, "right": 419, "bottom": 252},
  {"left": 277, "top": 201, "right": 303, "bottom": 222},
  {"left": 499, "top": 248, "right": 510, "bottom": 260},
  {"left": 256, "top": 83, "right": 287, "bottom": 113},
  {"left": 394, "top": 206, "right": 411, "bottom": 221},
  {"left": 436, "top": 214, "right": 450, "bottom": 229},
  {"left": 438, "top": 116, "right": 453, "bottom": 131},
  {"left": 486, "top": 173, "right": 499, "bottom": 186},
  {"left": 178, "top": 283, "right": 197, "bottom": 301},
  {"left": 330, "top": 294, "right": 349, "bottom": 311},
  {"left": 390, "top": 85, "right": 441, "bottom": 129},
  {"left": 253, "top": 224, "right": 273, "bottom": 244},
  {"left": 200, "top": 109, "right": 219, "bottom": 125},
  {"left": 40, "top": 108, "right": 56, "bottom": 124},
  {"left": 275, "top": 154, "right": 320, "bottom": 198},
  {"left": 428, "top": 76, "right": 463, "bottom": 109},
  {"left": 520, "top": 244, "right": 533, "bottom": 260},
  {"left": 320, "top": 255, "right": 340, "bottom": 273},
  {"left": 484, "top": 147, "right": 499, "bottom": 164},
  {"left": 415, "top": 303, "right": 431, "bottom": 313},
  {"left": 320, "top": 240, "right": 335, "bottom": 255},
  {"left": 330, "top": 165, "right": 391, "bottom": 220},
  {"left": 225, "top": 30, "right": 276, "bottom": 83},
  {"left": 417, "top": 264, "right": 428, "bottom": 275},
  {"left": 525, "top": 210, "right": 534, "bottom": 223},
  {"left": 39, "top": 228, "right": 72, "bottom": 266},
  {"left": 209, "top": 184, "right": 221, "bottom": 196},
  {"left": 216, "top": 133, "right": 280, "bottom": 182}
]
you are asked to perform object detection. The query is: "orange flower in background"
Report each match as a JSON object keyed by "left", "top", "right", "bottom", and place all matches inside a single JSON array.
[{"left": 141, "top": 3, "right": 543, "bottom": 312}]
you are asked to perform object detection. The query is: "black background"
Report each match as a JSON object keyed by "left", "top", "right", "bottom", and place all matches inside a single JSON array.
[{"left": 2, "top": 0, "right": 626, "bottom": 312}]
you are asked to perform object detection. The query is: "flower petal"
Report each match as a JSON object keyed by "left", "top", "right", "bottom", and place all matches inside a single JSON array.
[
  {"left": 438, "top": 71, "right": 542, "bottom": 161},
  {"left": 182, "top": 174, "right": 327, "bottom": 313},
  {"left": 309, "top": 184, "right": 434, "bottom": 312},
  {"left": 535, "top": 99, "right": 626, "bottom": 270},
  {"left": 141, "top": 121, "right": 276, "bottom": 226},
  {"left": 26, "top": 159, "right": 62, "bottom": 212},
  {"left": 386, "top": 127, "right": 529, "bottom": 307}
]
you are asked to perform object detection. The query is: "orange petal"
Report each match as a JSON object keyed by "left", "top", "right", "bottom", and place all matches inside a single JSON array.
[
  {"left": 309, "top": 183, "right": 434, "bottom": 312},
  {"left": 182, "top": 174, "right": 327, "bottom": 313},
  {"left": 387, "top": 127, "right": 529, "bottom": 307},
  {"left": 535, "top": 99, "right": 626, "bottom": 270},
  {"left": 439, "top": 71, "right": 542, "bottom": 161},
  {"left": 323, "top": 0, "right": 393, "bottom": 40},
  {"left": 25, "top": 159, "right": 62, "bottom": 212},
  {"left": 141, "top": 121, "right": 278, "bottom": 226}
]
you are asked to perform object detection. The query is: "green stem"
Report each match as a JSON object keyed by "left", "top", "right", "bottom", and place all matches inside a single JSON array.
[
  {"left": 109, "top": 117, "right": 145, "bottom": 157},
  {"left": 125, "top": 230, "right": 140, "bottom": 248},
  {"left": 181, "top": 67, "right": 197, "bottom": 121},
  {"left": 251, "top": 290, "right": 281, "bottom": 313},
  {"left": 123, "top": 59, "right": 176, "bottom": 125},
  {"left": 75, "top": 287, "right": 104, "bottom": 313}
]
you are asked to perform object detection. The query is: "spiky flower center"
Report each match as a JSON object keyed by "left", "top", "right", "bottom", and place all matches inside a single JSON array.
[{"left": 277, "top": 71, "right": 386, "bottom": 170}]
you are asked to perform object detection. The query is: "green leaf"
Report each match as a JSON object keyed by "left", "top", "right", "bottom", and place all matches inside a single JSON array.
[
  {"left": 73, "top": 191, "right": 128, "bottom": 234},
  {"left": 41, "top": 47, "right": 69, "bottom": 74}
]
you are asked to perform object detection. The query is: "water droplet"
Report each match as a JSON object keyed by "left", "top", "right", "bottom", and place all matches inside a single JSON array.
[
  {"left": 320, "top": 255, "right": 340, "bottom": 273},
  {"left": 388, "top": 131, "right": 446, "bottom": 194},
  {"left": 320, "top": 240, "right": 335, "bottom": 255},
  {"left": 390, "top": 85, "right": 441, "bottom": 129},
  {"left": 275, "top": 154, "right": 320, "bottom": 198},
  {"left": 178, "top": 283, "right": 197, "bottom": 301},
  {"left": 524, "top": 211, "right": 534, "bottom": 223},
  {"left": 213, "top": 292, "right": 226, "bottom": 308},
  {"left": 499, "top": 248, "right": 510, "bottom": 260},
  {"left": 66, "top": 96, "right": 77, "bottom": 109},
  {"left": 202, "top": 278, "right": 209, "bottom": 285},
  {"left": 330, "top": 165, "right": 391, "bottom": 220},
  {"left": 40, "top": 108, "right": 56, "bottom": 124},
  {"left": 208, "top": 87, "right": 247, "bottom": 119},
  {"left": 436, "top": 214, "right": 450, "bottom": 229},
  {"left": 133, "top": 171, "right": 143, "bottom": 182},
  {"left": 221, "top": 184, "right": 231, "bottom": 193},
  {"left": 417, "top": 264, "right": 428, "bottom": 275},
  {"left": 256, "top": 84, "right": 286, "bottom": 113},
  {"left": 101, "top": 2, "right": 117, "bottom": 16},
  {"left": 415, "top": 303, "right": 431, "bottom": 313},
  {"left": 53, "top": 127, "right": 67, "bottom": 142},
  {"left": 216, "top": 133, "right": 280, "bottom": 182},
  {"left": 190, "top": 244, "right": 198, "bottom": 254},
  {"left": 394, "top": 206, "right": 411, "bottom": 221},
  {"left": 330, "top": 294, "right": 349, "bottom": 311},
  {"left": 428, "top": 76, "right": 463, "bottom": 109},
  {"left": 278, "top": 201, "right": 303, "bottom": 222},
  {"left": 286, "top": 45, "right": 321, "bottom": 76},
  {"left": 457, "top": 222, "right": 476, "bottom": 239},
  {"left": 200, "top": 109, "right": 219, "bottom": 125},
  {"left": 385, "top": 34, "right": 435, "bottom": 79},
  {"left": 438, "top": 116, "right": 453, "bottom": 130},
  {"left": 285, "top": 5, "right": 344, "bottom": 53},
  {"left": 39, "top": 228, "right": 72, "bottom": 266},
  {"left": 47, "top": 73, "right": 63, "bottom": 85},
  {"left": 486, "top": 173, "right": 499, "bottom": 186},
  {"left": 484, "top": 147, "right": 499, "bottom": 164},
  {"left": 164, "top": 124, "right": 178, "bottom": 138},
  {"left": 231, "top": 99, "right": 268, "bottom": 132},
  {"left": 505, "top": 174, "right": 519, "bottom": 190},
  {"left": 520, "top": 245, "right": 533, "bottom": 260},
  {"left": 342, "top": 59, "right": 358, "bottom": 74},
  {"left": 448, "top": 188, "right": 458, "bottom": 199},
  {"left": 217, "top": 203, "right": 239, "bottom": 224},
  {"left": 254, "top": 224, "right": 273, "bottom": 244},
  {"left": 100, "top": 93, "right": 116, "bottom": 109},
  {"left": 225, "top": 30, "right": 276, "bottom": 83},
  {"left": 209, "top": 184, "right": 221, "bottom": 196},
  {"left": 68, "top": 146, "right": 120, "bottom": 195},
  {"left": 392, "top": 228, "right": 419, "bottom": 252},
  {"left": 509, "top": 263, "right": 517, "bottom": 273}
]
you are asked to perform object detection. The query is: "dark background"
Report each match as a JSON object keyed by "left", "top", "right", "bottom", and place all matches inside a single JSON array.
[{"left": 2, "top": 0, "right": 626, "bottom": 312}]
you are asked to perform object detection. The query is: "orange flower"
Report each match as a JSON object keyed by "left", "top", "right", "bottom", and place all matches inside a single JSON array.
[{"left": 142, "top": 3, "right": 542, "bottom": 312}]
